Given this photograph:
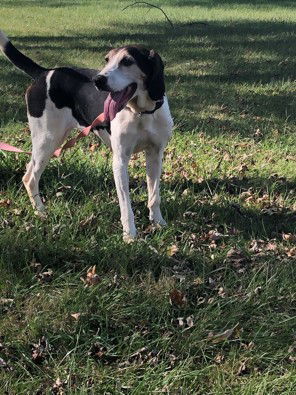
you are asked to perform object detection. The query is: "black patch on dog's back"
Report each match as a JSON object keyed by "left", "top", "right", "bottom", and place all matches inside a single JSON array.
[
  {"left": 26, "top": 72, "right": 48, "bottom": 118},
  {"left": 48, "top": 67, "right": 105, "bottom": 126}
]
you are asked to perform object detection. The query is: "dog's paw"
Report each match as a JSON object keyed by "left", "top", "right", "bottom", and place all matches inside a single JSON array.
[
  {"left": 123, "top": 231, "right": 137, "bottom": 244},
  {"left": 151, "top": 217, "right": 167, "bottom": 227},
  {"left": 34, "top": 207, "right": 47, "bottom": 219}
]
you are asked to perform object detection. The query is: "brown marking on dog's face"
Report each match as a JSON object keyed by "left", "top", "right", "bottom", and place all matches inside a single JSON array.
[{"left": 98, "top": 46, "right": 165, "bottom": 100}]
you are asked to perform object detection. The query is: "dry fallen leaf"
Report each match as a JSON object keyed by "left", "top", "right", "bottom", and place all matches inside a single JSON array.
[
  {"left": 286, "top": 247, "right": 296, "bottom": 257},
  {"left": 206, "top": 230, "right": 224, "bottom": 241},
  {"left": 265, "top": 241, "right": 278, "bottom": 252},
  {"left": 177, "top": 317, "right": 185, "bottom": 327},
  {"left": 193, "top": 277, "right": 204, "bottom": 286},
  {"left": 36, "top": 269, "right": 53, "bottom": 283},
  {"left": 227, "top": 247, "right": 244, "bottom": 259},
  {"left": 167, "top": 244, "right": 179, "bottom": 257},
  {"left": 0, "top": 357, "right": 12, "bottom": 371},
  {"left": 70, "top": 313, "right": 81, "bottom": 321},
  {"left": 207, "top": 323, "right": 239, "bottom": 344},
  {"left": 79, "top": 213, "right": 97, "bottom": 228},
  {"left": 0, "top": 199, "right": 11, "bottom": 207},
  {"left": 169, "top": 289, "right": 187, "bottom": 307},
  {"left": 12, "top": 208, "right": 22, "bottom": 216},
  {"left": 81, "top": 266, "right": 101, "bottom": 287},
  {"left": 31, "top": 336, "right": 48, "bottom": 364},
  {"left": 89, "top": 143, "right": 100, "bottom": 152},
  {"left": 0, "top": 298, "right": 14, "bottom": 305},
  {"left": 214, "top": 353, "right": 225, "bottom": 364},
  {"left": 52, "top": 377, "right": 67, "bottom": 395},
  {"left": 237, "top": 360, "right": 250, "bottom": 376},
  {"left": 282, "top": 233, "right": 296, "bottom": 242},
  {"left": 0, "top": 358, "right": 8, "bottom": 368},
  {"left": 186, "top": 315, "right": 194, "bottom": 328}
]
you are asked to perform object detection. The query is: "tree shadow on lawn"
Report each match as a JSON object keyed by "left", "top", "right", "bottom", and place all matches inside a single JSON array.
[
  {"left": 1, "top": 18, "right": 296, "bottom": 134},
  {"left": 0, "top": 0, "right": 92, "bottom": 8},
  {"left": 160, "top": 0, "right": 296, "bottom": 8}
]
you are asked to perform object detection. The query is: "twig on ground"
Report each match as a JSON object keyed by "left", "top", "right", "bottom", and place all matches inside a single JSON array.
[{"left": 122, "top": 2, "right": 174, "bottom": 28}]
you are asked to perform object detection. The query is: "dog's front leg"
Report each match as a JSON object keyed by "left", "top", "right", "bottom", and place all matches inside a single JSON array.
[
  {"left": 112, "top": 151, "right": 137, "bottom": 242},
  {"left": 145, "top": 146, "right": 166, "bottom": 226}
]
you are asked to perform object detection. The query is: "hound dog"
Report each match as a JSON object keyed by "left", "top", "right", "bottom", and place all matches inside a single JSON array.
[{"left": 0, "top": 31, "right": 173, "bottom": 241}]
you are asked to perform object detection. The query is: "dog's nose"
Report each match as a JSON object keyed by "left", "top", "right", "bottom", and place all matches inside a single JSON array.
[{"left": 95, "top": 75, "right": 108, "bottom": 90}]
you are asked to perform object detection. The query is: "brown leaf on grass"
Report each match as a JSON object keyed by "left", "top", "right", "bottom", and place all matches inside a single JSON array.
[
  {"left": 79, "top": 213, "right": 97, "bottom": 228},
  {"left": 175, "top": 315, "right": 194, "bottom": 329},
  {"left": 88, "top": 343, "right": 118, "bottom": 364},
  {"left": 70, "top": 313, "right": 81, "bottom": 321},
  {"left": 0, "top": 358, "right": 7, "bottom": 368},
  {"left": 286, "top": 247, "right": 296, "bottom": 257},
  {"left": 249, "top": 239, "right": 265, "bottom": 253},
  {"left": 237, "top": 360, "right": 250, "bottom": 376},
  {"left": 81, "top": 266, "right": 101, "bottom": 287},
  {"left": 226, "top": 248, "right": 249, "bottom": 271},
  {"left": 242, "top": 341, "right": 255, "bottom": 350},
  {"left": 282, "top": 233, "right": 296, "bottom": 242},
  {"left": 89, "top": 143, "right": 100, "bottom": 152},
  {"left": 186, "top": 315, "right": 194, "bottom": 328},
  {"left": 253, "top": 128, "right": 263, "bottom": 140},
  {"left": 208, "top": 230, "right": 224, "bottom": 241},
  {"left": 0, "top": 199, "right": 11, "bottom": 207},
  {"left": 193, "top": 277, "right": 204, "bottom": 286},
  {"left": 167, "top": 244, "right": 179, "bottom": 257},
  {"left": 265, "top": 241, "right": 278, "bottom": 252},
  {"left": 288, "top": 355, "right": 296, "bottom": 363},
  {"left": 214, "top": 353, "right": 225, "bottom": 364},
  {"left": 169, "top": 289, "right": 187, "bottom": 307},
  {"left": 12, "top": 208, "right": 22, "bottom": 216},
  {"left": 30, "top": 261, "right": 42, "bottom": 273},
  {"left": 218, "top": 287, "right": 227, "bottom": 298},
  {"left": 207, "top": 323, "right": 239, "bottom": 344},
  {"left": 0, "top": 298, "right": 14, "bottom": 305},
  {"left": 36, "top": 269, "right": 53, "bottom": 283},
  {"left": 227, "top": 247, "right": 244, "bottom": 259},
  {"left": 119, "top": 347, "right": 160, "bottom": 368},
  {"left": 52, "top": 377, "right": 67, "bottom": 395},
  {"left": 0, "top": 357, "right": 12, "bottom": 371},
  {"left": 31, "top": 336, "right": 48, "bottom": 364},
  {"left": 249, "top": 239, "right": 280, "bottom": 255}
]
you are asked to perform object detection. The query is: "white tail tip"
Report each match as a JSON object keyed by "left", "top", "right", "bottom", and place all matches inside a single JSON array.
[{"left": 0, "top": 31, "right": 9, "bottom": 50}]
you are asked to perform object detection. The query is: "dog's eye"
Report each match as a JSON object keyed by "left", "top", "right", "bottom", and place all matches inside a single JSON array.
[
  {"left": 105, "top": 57, "right": 109, "bottom": 63},
  {"left": 120, "top": 57, "right": 134, "bottom": 67}
]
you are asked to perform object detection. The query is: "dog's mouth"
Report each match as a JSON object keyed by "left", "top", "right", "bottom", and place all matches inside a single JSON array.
[{"left": 103, "top": 83, "right": 137, "bottom": 122}]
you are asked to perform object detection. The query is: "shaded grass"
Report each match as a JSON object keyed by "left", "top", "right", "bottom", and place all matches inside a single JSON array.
[{"left": 0, "top": 0, "right": 296, "bottom": 393}]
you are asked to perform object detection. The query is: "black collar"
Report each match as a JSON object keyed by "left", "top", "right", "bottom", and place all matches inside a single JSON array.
[
  {"left": 140, "top": 99, "right": 164, "bottom": 115},
  {"left": 94, "top": 98, "right": 165, "bottom": 135}
]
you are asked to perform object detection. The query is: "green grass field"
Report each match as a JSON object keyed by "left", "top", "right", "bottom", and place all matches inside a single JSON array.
[{"left": 0, "top": 0, "right": 296, "bottom": 393}]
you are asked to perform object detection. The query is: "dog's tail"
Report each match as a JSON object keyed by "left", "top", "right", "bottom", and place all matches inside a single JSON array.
[{"left": 0, "top": 30, "right": 47, "bottom": 79}]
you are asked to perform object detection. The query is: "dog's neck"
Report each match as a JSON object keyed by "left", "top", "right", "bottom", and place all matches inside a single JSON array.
[{"left": 126, "top": 90, "right": 156, "bottom": 114}]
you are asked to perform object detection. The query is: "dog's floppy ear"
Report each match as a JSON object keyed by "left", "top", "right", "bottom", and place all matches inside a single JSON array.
[{"left": 146, "top": 50, "right": 165, "bottom": 101}]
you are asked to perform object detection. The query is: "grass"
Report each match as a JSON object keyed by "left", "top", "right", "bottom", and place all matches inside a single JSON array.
[{"left": 0, "top": 0, "right": 296, "bottom": 393}]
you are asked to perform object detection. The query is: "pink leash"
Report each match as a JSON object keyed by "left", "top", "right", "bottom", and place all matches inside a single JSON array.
[{"left": 0, "top": 112, "right": 106, "bottom": 158}]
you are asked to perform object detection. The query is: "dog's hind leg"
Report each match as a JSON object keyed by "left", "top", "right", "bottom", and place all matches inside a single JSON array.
[{"left": 23, "top": 111, "right": 75, "bottom": 214}]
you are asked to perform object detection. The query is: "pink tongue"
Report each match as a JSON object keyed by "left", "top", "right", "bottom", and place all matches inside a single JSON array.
[{"left": 104, "top": 84, "right": 137, "bottom": 122}]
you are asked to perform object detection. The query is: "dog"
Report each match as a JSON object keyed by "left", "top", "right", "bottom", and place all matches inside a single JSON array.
[{"left": 0, "top": 31, "right": 173, "bottom": 241}]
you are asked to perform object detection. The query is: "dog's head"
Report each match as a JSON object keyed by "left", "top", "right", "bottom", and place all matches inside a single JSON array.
[{"left": 95, "top": 46, "right": 165, "bottom": 102}]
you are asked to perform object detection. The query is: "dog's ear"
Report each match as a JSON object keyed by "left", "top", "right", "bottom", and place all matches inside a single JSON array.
[{"left": 146, "top": 50, "right": 165, "bottom": 101}]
